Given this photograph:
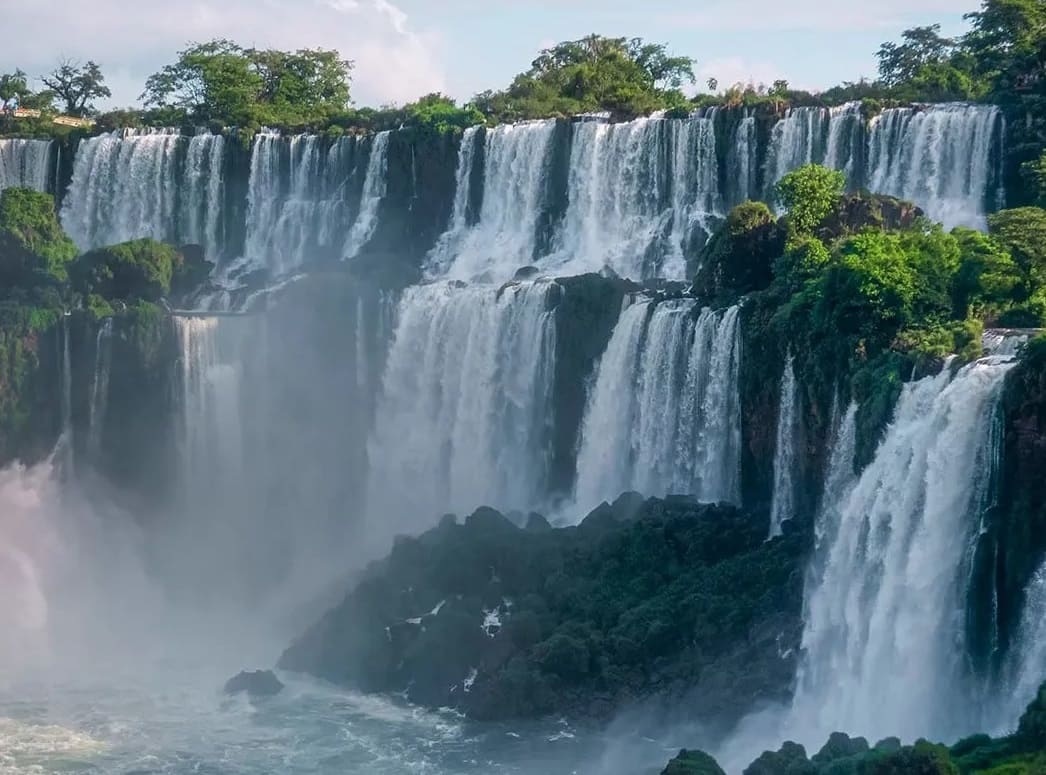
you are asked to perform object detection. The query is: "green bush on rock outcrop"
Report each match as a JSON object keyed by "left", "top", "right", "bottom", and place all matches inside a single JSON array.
[
  {"left": 0, "top": 188, "right": 77, "bottom": 286},
  {"left": 70, "top": 238, "right": 178, "bottom": 302}
]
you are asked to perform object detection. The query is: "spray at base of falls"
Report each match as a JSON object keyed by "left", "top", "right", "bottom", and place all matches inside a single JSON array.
[
  {"left": 788, "top": 355, "right": 1016, "bottom": 747},
  {"left": 573, "top": 298, "right": 741, "bottom": 513}
]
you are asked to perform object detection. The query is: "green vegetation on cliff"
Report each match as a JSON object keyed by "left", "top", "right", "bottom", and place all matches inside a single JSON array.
[
  {"left": 661, "top": 681, "right": 1046, "bottom": 775},
  {"left": 279, "top": 495, "right": 804, "bottom": 727},
  {"left": 0, "top": 188, "right": 77, "bottom": 286}
]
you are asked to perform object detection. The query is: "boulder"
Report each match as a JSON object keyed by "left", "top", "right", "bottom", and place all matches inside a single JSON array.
[{"left": 223, "top": 670, "right": 284, "bottom": 698}]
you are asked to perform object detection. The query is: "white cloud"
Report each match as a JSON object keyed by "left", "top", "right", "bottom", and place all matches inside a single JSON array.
[
  {"left": 660, "top": 0, "right": 966, "bottom": 32},
  {"left": 3, "top": 0, "right": 446, "bottom": 108}
]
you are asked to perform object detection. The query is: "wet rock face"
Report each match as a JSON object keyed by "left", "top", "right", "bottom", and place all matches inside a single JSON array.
[{"left": 223, "top": 670, "right": 284, "bottom": 698}]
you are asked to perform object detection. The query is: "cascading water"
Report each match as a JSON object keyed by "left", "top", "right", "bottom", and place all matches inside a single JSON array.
[
  {"left": 766, "top": 106, "right": 828, "bottom": 190},
  {"left": 1006, "top": 559, "right": 1046, "bottom": 719},
  {"left": 789, "top": 355, "right": 1016, "bottom": 746},
  {"left": 61, "top": 129, "right": 227, "bottom": 253},
  {"left": 86, "top": 318, "right": 114, "bottom": 461},
  {"left": 573, "top": 299, "right": 741, "bottom": 512},
  {"left": 180, "top": 133, "right": 226, "bottom": 258},
  {"left": 728, "top": 113, "right": 758, "bottom": 205},
  {"left": 425, "top": 121, "right": 556, "bottom": 281},
  {"left": 366, "top": 280, "right": 557, "bottom": 536},
  {"left": 769, "top": 355, "right": 799, "bottom": 538},
  {"left": 866, "top": 104, "right": 1002, "bottom": 229},
  {"left": 550, "top": 114, "right": 720, "bottom": 280},
  {"left": 344, "top": 131, "right": 390, "bottom": 259},
  {"left": 0, "top": 138, "right": 52, "bottom": 192},
  {"left": 824, "top": 102, "right": 863, "bottom": 178}
]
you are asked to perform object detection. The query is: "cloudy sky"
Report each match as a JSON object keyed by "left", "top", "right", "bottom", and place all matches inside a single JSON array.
[{"left": 2, "top": 0, "right": 973, "bottom": 109}]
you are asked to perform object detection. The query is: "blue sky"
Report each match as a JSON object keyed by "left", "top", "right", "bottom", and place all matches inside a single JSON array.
[{"left": 3, "top": 0, "right": 973, "bottom": 110}]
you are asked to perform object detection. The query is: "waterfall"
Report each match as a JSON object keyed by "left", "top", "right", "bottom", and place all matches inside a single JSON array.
[
  {"left": 87, "top": 318, "right": 114, "bottom": 461},
  {"left": 0, "top": 139, "right": 52, "bottom": 192},
  {"left": 549, "top": 114, "right": 720, "bottom": 280},
  {"left": 573, "top": 299, "right": 741, "bottom": 512},
  {"left": 425, "top": 121, "right": 556, "bottom": 281},
  {"left": 769, "top": 355, "right": 799, "bottom": 538},
  {"left": 344, "top": 131, "right": 390, "bottom": 259},
  {"left": 366, "top": 280, "right": 557, "bottom": 535},
  {"left": 766, "top": 107, "right": 829, "bottom": 191},
  {"left": 62, "top": 129, "right": 215, "bottom": 253},
  {"left": 866, "top": 104, "right": 1001, "bottom": 229},
  {"left": 179, "top": 132, "right": 226, "bottom": 258},
  {"left": 824, "top": 102, "right": 863, "bottom": 179},
  {"left": 58, "top": 315, "right": 74, "bottom": 478},
  {"left": 1006, "top": 559, "right": 1046, "bottom": 717},
  {"left": 427, "top": 125, "right": 481, "bottom": 268},
  {"left": 729, "top": 114, "right": 758, "bottom": 205},
  {"left": 789, "top": 355, "right": 1016, "bottom": 746}
]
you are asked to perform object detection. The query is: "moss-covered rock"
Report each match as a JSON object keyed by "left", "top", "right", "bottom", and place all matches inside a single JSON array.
[
  {"left": 695, "top": 201, "right": 787, "bottom": 302},
  {"left": 0, "top": 187, "right": 77, "bottom": 285},
  {"left": 279, "top": 496, "right": 805, "bottom": 729},
  {"left": 70, "top": 238, "right": 179, "bottom": 302}
]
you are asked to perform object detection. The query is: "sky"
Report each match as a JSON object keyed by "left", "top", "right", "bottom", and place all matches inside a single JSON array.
[{"left": 1, "top": 0, "right": 974, "bottom": 110}]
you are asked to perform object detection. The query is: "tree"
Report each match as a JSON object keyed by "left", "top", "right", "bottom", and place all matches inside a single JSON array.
[
  {"left": 142, "top": 40, "right": 353, "bottom": 127},
  {"left": 41, "top": 60, "right": 111, "bottom": 117},
  {"left": 474, "top": 35, "right": 695, "bottom": 121},
  {"left": 877, "top": 25, "right": 957, "bottom": 86},
  {"left": 952, "top": 227, "right": 1022, "bottom": 318},
  {"left": 0, "top": 70, "right": 29, "bottom": 102},
  {"left": 963, "top": 0, "right": 1046, "bottom": 81},
  {"left": 775, "top": 165, "right": 847, "bottom": 235},
  {"left": 989, "top": 207, "right": 1046, "bottom": 295}
]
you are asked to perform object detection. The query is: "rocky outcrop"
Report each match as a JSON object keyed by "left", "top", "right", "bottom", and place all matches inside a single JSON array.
[
  {"left": 279, "top": 495, "right": 805, "bottom": 730},
  {"left": 224, "top": 670, "right": 284, "bottom": 697}
]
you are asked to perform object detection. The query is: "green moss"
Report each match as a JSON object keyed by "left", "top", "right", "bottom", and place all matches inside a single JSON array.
[
  {"left": 70, "top": 238, "right": 178, "bottom": 302},
  {"left": 0, "top": 188, "right": 77, "bottom": 284}
]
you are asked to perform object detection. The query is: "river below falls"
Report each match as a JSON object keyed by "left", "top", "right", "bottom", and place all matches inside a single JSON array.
[{"left": 0, "top": 662, "right": 691, "bottom": 775}]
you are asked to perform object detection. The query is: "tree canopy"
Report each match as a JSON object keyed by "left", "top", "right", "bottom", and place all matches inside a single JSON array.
[
  {"left": 41, "top": 60, "right": 111, "bottom": 117},
  {"left": 472, "top": 35, "right": 695, "bottom": 122},
  {"left": 141, "top": 40, "right": 353, "bottom": 127}
]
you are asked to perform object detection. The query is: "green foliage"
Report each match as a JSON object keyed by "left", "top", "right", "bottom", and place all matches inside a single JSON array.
[
  {"left": 41, "top": 60, "right": 111, "bottom": 117},
  {"left": 662, "top": 750, "right": 727, "bottom": 775},
  {"left": 405, "top": 93, "right": 484, "bottom": 134},
  {"left": 0, "top": 188, "right": 77, "bottom": 285},
  {"left": 70, "top": 239, "right": 178, "bottom": 302},
  {"left": 472, "top": 35, "right": 694, "bottom": 122},
  {"left": 989, "top": 208, "right": 1046, "bottom": 298},
  {"left": 953, "top": 228, "right": 1023, "bottom": 319},
  {"left": 776, "top": 165, "right": 847, "bottom": 235},
  {"left": 142, "top": 40, "right": 352, "bottom": 128},
  {"left": 877, "top": 25, "right": 958, "bottom": 87},
  {"left": 1021, "top": 153, "right": 1046, "bottom": 208}
]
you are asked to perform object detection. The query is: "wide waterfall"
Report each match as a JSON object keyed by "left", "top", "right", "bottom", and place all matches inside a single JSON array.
[
  {"left": 244, "top": 131, "right": 390, "bottom": 277},
  {"left": 0, "top": 138, "right": 52, "bottom": 192},
  {"left": 573, "top": 298, "right": 741, "bottom": 511},
  {"left": 789, "top": 355, "right": 1016, "bottom": 746},
  {"left": 769, "top": 355, "right": 799, "bottom": 538},
  {"left": 366, "top": 281, "right": 557, "bottom": 538},
  {"left": 866, "top": 103, "right": 1003, "bottom": 229},
  {"left": 61, "top": 129, "right": 229, "bottom": 255}
]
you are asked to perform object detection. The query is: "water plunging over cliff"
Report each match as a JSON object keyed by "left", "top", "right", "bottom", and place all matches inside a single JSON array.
[
  {"left": 867, "top": 104, "right": 1002, "bottom": 229},
  {"left": 769, "top": 355, "right": 799, "bottom": 538},
  {"left": 243, "top": 132, "right": 378, "bottom": 277},
  {"left": 573, "top": 299, "right": 741, "bottom": 511},
  {"left": 426, "top": 121, "right": 556, "bottom": 281},
  {"left": 366, "top": 281, "right": 557, "bottom": 536},
  {"left": 790, "top": 356, "right": 1015, "bottom": 746},
  {"left": 62, "top": 129, "right": 226, "bottom": 253},
  {"left": 86, "top": 318, "right": 114, "bottom": 461},
  {"left": 0, "top": 138, "right": 52, "bottom": 192}
]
